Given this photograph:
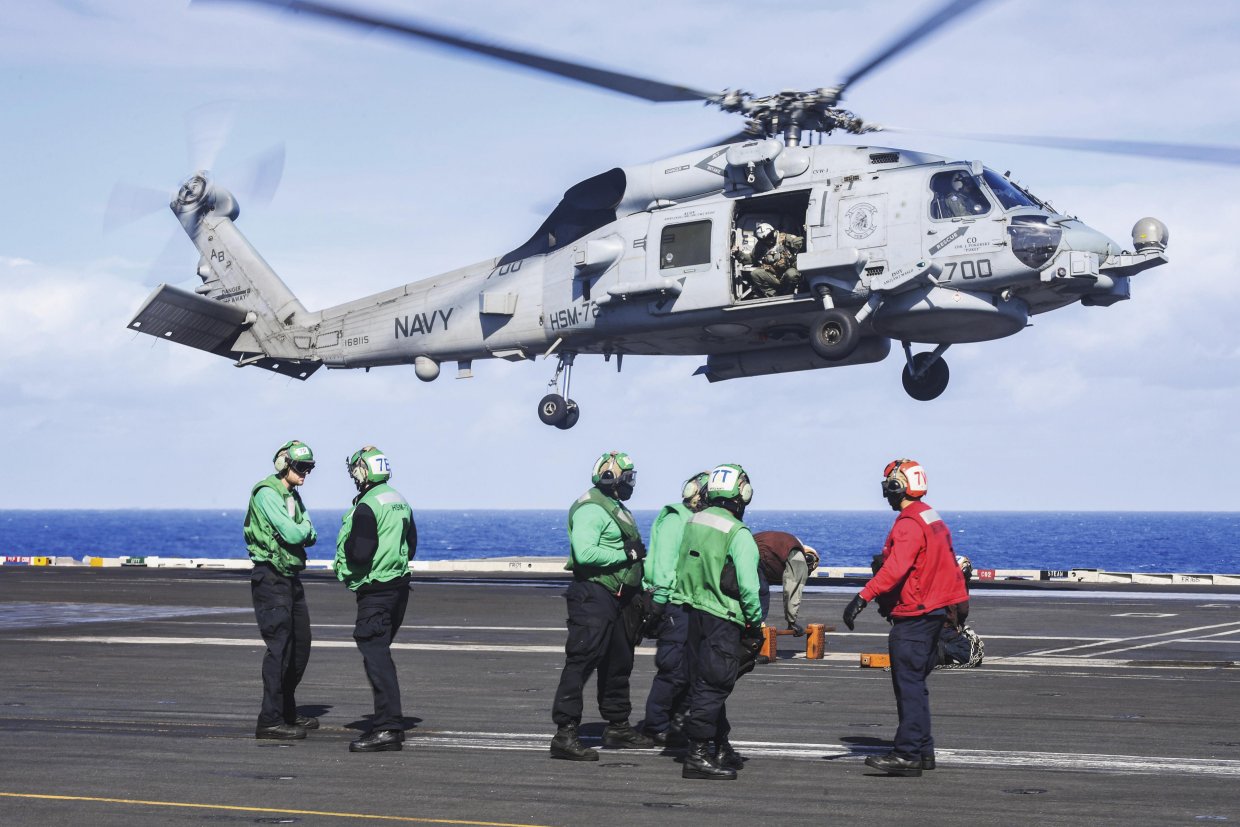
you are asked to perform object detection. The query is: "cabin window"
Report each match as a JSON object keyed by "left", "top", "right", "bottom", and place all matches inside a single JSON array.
[
  {"left": 929, "top": 170, "right": 991, "bottom": 220},
  {"left": 659, "top": 220, "right": 712, "bottom": 270}
]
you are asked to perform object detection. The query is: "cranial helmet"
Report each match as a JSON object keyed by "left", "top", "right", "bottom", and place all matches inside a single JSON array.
[
  {"left": 348, "top": 445, "right": 391, "bottom": 489},
  {"left": 956, "top": 554, "right": 973, "bottom": 579},
  {"left": 273, "top": 440, "right": 314, "bottom": 475},
  {"left": 754, "top": 222, "right": 775, "bottom": 240},
  {"left": 706, "top": 463, "right": 753, "bottom": 507},
  {"left": 682, "top": 471, "right": 710, "bottom": 509},
  {"left": 881, "top": 458, "right": 928, "bottom": 500},
  {"left": 592, "top": 451, "right": 635, "bottom": 487},
  {"left": 802, "top": 545, "right": 820, "bottom": 574}
]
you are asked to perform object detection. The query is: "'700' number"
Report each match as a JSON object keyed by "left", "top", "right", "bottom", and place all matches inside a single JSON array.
[{"left": 940, "top": 258, "right": 992, "bottom": 281}]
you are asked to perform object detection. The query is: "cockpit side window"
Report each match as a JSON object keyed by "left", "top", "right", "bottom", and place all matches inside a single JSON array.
[
  {"left": 929, "top": 170, "right": 991, "bottom": 220},
  {"left": 982, "top": 168, "right": 1039, "bottom": 210}
]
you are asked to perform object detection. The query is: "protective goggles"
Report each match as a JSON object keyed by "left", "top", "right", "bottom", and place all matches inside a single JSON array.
[{"left": 289, "top": 460, "right": 316, "bottom": 475}]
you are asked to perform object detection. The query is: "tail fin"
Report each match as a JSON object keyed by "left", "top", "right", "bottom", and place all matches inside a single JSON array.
[{"left": 126, "top": 172, "right": 321, "bottom": 380}]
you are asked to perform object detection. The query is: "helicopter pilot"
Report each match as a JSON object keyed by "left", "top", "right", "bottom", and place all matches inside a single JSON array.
[
  {"left": 733, "top": 222, "right": 805, "bottom": 298},
  {"left": 935, "top": 171, "right": 987, "bottom": 219}
]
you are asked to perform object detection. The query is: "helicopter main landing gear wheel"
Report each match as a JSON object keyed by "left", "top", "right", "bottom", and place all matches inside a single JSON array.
[
  {"left": 900, "top": 343, "right": 951, "bottom": 401},
  {"left": 539, "top": 353, "right": 581, "bottom": 429},
  {"left": 808, "top": 309, "right": 860, "bottom": 361}
]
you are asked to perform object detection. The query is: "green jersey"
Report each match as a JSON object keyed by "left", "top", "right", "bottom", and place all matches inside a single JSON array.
[{"left": 643, "top": 502, "right": 692, "bottom": 603}]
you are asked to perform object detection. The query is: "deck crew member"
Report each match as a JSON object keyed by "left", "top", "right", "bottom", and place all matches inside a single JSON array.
[
  {"left": 640, "top": 471, "right": 710, "bottom": 745},
  {"left": 550, "top": 451, "right": 654, "bottom": 760},
  {"left": 244, "top": 439, "right": 318, "bottom": 740},
  {"left": 675, "top": 464, "right": 764, "bottom": 780},
  {"left": 335, "top": 446, "right": 417, "bottom": 753},
  {"left": 753, "top": 531, "right": 820, "bottom": 636},
  {"left": 843, "top": 459, "right": 968, "bottom": 776}
]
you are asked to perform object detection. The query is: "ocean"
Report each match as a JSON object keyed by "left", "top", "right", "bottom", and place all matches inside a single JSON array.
[{"left": 1, "top": 510, "right": 1237, "bottom": 574}]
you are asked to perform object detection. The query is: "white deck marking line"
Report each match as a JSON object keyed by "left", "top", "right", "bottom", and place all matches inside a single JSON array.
[
  {"left": 1023, "top": 620, "right": 1240, "bottom": 657},
  {"left": 347, "top": 731, "right": 1240, "bottom": 777},
  {"left": 18, "top": 636, "right": 1238, "bottom": 669},
  {"left": 1086, "top": 626, "right": 1240, "bottom": 657}
]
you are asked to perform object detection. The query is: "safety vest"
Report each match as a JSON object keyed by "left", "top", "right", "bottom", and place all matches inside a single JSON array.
[
  {"left": 243, "top": 475, "right": 310, "bottom": 576},
  {"left": 334, "top": 482, "right": 414, "bottom": 591},
  {"left": 566, "top": 487, "right": 643, "bottom": 594},
  {"left": 673, "top": 506, "right": 747, "bottom": 624}
]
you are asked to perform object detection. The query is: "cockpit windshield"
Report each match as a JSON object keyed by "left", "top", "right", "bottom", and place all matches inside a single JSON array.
[{"left": 981, "top": 168, "right": 1041, "bottom": 210}]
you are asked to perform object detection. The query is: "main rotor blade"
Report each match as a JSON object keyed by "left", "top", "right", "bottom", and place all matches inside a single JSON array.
[
  {"left": 103, "top": 183, "right": 170, "bottom": 233},
  {"left": 199, "top": 0, "right": 718, "bottom": 103},
  {"left": 885, "top": 127, "right": 1240, "bottom": 166},
  {"left": 836, "top": 0, "right": 990, "bottom": 99}
]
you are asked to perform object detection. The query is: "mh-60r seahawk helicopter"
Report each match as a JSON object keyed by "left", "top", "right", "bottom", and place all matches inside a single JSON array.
[{"left": 129, "top": 0, "right": 1217, "bottom": 429}]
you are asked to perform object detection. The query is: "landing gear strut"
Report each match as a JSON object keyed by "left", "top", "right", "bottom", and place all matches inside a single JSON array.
[
  {"left": 900, "top": 342, "right": 950, "bottom": 401},
  {"left": 538, "top": 353, "right": 580, "bottom": 429}
]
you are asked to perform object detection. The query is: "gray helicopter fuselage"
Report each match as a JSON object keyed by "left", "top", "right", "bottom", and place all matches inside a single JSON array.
[{"left": 295, "top": 140, "right": 1159, "bottom": 374}]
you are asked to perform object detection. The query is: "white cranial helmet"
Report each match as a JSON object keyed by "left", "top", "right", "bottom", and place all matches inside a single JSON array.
[{"left": 755, "top": 222, "right": 775, "bottom": 240}]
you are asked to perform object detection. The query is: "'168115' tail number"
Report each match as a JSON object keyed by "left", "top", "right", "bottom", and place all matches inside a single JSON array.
[{"left": 939, "top": 258, "right": 993, "bottom": 281}]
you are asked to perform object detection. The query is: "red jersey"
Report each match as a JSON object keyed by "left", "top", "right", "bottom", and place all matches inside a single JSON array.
[{"left": 859, "top": 501, "right": 967, "bottom": 618}]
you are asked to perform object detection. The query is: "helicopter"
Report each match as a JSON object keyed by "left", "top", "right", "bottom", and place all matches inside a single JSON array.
[{"left": 127, "top": 0, "right": 1213, "bottom": 429}]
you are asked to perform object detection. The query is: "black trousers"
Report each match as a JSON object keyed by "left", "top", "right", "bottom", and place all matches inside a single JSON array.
[
  {"left": 889, "top": 611, "right": 946, "bottom": 759},
  {"left": 250, "top": 564, "right": 311, "bottom": 727},
  {"left": 353, "top": 580, "right": 411, "bottom": 733},
  {"left": 642, "top": 601, "right": 689, "bottom": 733},
  {"left": 683, "top": 607, "right": 740, "bottom": 743},
  {"left": 552, "top": 580, "right": 641, "bottom": 727}
]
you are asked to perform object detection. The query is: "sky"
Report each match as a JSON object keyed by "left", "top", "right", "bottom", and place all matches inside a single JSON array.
[{"left": 1, "top": 0, "right": 1238, "bottom": 513}]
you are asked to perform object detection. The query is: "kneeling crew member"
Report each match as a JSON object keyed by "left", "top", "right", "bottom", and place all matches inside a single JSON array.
[
  {"left": 245, "top": 440, "right": 318, "bottom": 740},
  {"left": 640, "top": 471, "right": 709, "bottom": 745},
  {"left": 335, "top": 446, "right": 417, "bottom": 753},
  {"left": 842, "top": 459, "right": 967, "bottom": 777},
  {"left": 675, "top": 464, "right": 764, "bottom": 780},
  {"left": 551, "top": 451, "right": 654, "bottom": 760}
]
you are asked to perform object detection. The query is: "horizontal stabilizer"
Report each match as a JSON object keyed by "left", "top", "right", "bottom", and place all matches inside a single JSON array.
[{"left": 127, "top": 284, "right": 321, "bottom": 380}]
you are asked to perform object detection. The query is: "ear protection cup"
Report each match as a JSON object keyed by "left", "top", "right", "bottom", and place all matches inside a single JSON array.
[
  {"left": 273, "top": 440, "right": 301, "bottom": 474},
  {"left": 737, "top": 474, "right": 753, "bottom": 505}
]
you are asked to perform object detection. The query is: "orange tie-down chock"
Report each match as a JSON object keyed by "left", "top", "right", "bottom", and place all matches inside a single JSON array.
[{"left": 759, "top": 623, "right": 832, "bottom": 662}]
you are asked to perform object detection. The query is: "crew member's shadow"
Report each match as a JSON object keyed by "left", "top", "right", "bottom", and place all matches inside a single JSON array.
[
  {"left": 344, "top": 715, "right": 423, "bottom": 733},
  {"left": 822, "top": 734, "right": 893, "bottom": 770}
]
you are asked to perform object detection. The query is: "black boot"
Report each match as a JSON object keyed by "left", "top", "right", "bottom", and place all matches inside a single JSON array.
[
  {"left": 349, "top": 729, "right": 403, "bottom": 753},
  {"left": 603, "top": 721, "right": 655, "bottom": 748},
  {"left": 550, "top": 724, "right": 599, "bottom": 761},
  {"left": 682, "top": 739, "right": 736, "bottom": 780},
  {"left": 864, "top": 751, "right": 923, "bottom": 777},
  {"left": 255, "top": 722, "right": 306, "bottom": 740},
  {"left": 715, "top": 739, "right": 745, "bottom": 771}
]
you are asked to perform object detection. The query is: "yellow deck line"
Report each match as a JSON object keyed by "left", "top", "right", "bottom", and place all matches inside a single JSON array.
[{"left": 0, "top": 792, "right": 553, "bottom": 826}]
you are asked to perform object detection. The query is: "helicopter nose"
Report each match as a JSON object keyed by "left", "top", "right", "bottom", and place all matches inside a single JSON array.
[{"left": 1057, "top": 220, "right": 1119, "bottom": 259}]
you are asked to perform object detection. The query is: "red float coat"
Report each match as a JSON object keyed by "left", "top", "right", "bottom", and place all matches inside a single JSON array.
[{"left": 859, "top": 501, "right": 968, "bottom": 618}]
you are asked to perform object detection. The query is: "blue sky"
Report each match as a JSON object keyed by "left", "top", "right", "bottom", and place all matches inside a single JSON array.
[{"left": 2, "top": 0, "right": 1238, "bottom": 512}]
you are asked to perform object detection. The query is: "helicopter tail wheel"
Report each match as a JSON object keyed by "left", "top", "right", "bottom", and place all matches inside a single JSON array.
[
  {"left": 538, "top": 393, "right": 568, "bottom": 426},
  {"left": 808, "top": 309, "right": 860, "bottom": 361},
  {"left": 555, "top": 400, "right": 580, "bottom": 430},
  {"left": 901, "top": 352, "right": 950, "bottom": 401}
]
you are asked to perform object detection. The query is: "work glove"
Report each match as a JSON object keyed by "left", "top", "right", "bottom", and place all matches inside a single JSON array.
[
  {"left": 641, "top": 600, "right": 666, "bottom": 638},
  {"left": 624, "top": 538, "right": 647, "bottom": 561},
  {"left": 741, "top": 624, "right": 765, "bottom": 653},
  {"left": 787, "top": 621, "right": 805, "bottom": 638},
  {"left": 842, "top": 594, "right": 868, "bottom": 631}
]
